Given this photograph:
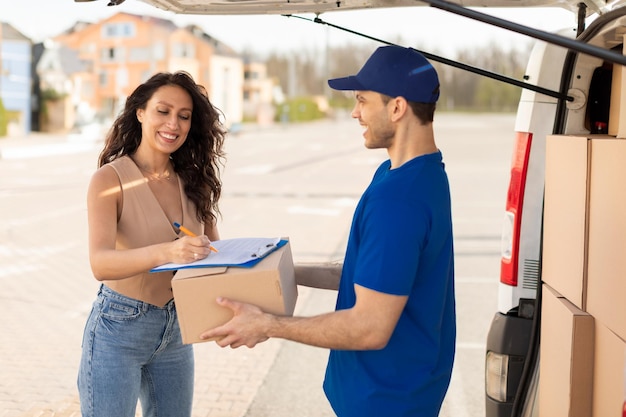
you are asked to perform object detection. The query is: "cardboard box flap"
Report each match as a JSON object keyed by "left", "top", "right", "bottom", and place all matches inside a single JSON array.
[{"left": 174, "top": 266, "right": 228, "bottom": 280}]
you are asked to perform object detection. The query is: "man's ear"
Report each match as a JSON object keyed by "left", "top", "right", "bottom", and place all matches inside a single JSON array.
[{"left": 389, "top": 96, "right": 408, "bottom": 122}]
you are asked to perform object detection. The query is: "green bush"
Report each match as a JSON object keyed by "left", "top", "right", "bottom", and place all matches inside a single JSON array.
[
  {"left": 40, "top": 88, "right": 66, "bottom": 122},
  {"left": 328, "top": 95, "right": 355, "bottom": 111},
  {"left": 275, "top": 97, "right": 325, "bottom": 123},
  {"left": 41, "top": 88, "right": 66, "bottom": 101},
  {"left": 0, "top": 98, "right": 7, "bottom": 137}
]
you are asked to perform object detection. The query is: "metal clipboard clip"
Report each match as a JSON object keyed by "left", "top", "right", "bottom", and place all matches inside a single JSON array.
[{"left": 251, "top": 243, "right": 276, "bottom": 258}]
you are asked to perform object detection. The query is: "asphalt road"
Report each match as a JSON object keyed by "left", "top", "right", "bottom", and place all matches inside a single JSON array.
[
  {"left": 228, "top": 114, "right": 513, "bottom": 417},
  {"left": 0, "top": 113, "right": 514, "bottom": 417}
]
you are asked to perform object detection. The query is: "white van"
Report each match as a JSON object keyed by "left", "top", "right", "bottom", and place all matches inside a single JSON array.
[
  {"left": 83, "top": 1, "right": 626, "bottom": 416},
  {"left": 483, "top": 7, "right": 626, "bottom": 417}
]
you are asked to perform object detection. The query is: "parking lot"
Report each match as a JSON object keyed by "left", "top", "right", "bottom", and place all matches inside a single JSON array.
[{"left": 0, "top": 113, "right": 513, "bottom": 417}]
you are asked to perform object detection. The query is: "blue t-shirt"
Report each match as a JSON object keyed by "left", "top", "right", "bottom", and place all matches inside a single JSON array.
[{"left": 323, "top": 151, "right": 456, "bottom": 417}]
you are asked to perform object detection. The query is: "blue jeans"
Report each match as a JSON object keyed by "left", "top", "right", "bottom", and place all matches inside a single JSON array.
[{"left": 78, "top": 285, "right": 194, "bottom": 417}]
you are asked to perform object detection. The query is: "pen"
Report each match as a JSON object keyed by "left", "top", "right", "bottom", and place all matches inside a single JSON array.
[{"left": 173, "top": 222, "right": 219, "bottom": 253}]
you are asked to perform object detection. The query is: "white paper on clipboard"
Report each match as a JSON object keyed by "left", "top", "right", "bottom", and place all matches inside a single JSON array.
[{"left": 150, "top": 237, "right": 282, "bottom": 272}]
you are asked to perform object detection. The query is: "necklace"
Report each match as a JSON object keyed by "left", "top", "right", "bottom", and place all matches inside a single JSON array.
[{"left": 137, "top": 165, "right": 173, "bottom": 181}]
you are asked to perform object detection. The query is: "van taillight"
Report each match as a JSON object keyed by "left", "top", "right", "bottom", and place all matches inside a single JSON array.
[{"left": 500, "top": 132, "right": 533, "bottom": 287}]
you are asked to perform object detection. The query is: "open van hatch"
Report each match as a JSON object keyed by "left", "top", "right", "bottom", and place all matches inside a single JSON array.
[{"left": 82, "top": 0, "right": 626, "bottom": 16}]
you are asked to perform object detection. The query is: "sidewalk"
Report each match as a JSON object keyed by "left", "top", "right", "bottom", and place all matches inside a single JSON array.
[
  {"left": 0, "top": 132, "right": 99, "bottom": 160},
  {"left": 0, "top": 129, "right": 332, "bottom": 417}
]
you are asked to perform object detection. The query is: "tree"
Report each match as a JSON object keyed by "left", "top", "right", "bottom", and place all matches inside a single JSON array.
[
  {"left": 0, "top": 98, "right": 7, "bottom": 137},
  {"left": 264, "top": 40, "right": 533, "bottom": 113}
]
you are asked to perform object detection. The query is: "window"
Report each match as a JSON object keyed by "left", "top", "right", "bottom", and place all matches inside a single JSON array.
[
  {"left": 129, "top": 47, "right": 151, "bottom": 62},
  {"left": 172, "top": 42, "right": 195, "bottom": 59},
  {"left": 244, "top": 70, "right": 259, "bottom": 80},
  {"left": 99, "top": 71, "right": 108, "bottom": 87},
  {"left": 80, "top": 43, "right": 96, "bottom": 55},
  {"left": 102, "top": 23, "right": 135, "bottom": 39},
  {"left": 82, "top": 80, "right": 94, "bottom": 99},
  {"left": 153, "top": 43, "right": 165, "bottom": 61},
  {"left": 101, "top": 47, "right": 126, "bottom": 63}
]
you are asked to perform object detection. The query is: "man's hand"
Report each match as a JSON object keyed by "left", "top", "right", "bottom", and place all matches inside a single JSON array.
[{"left": 199, "top": 297, "right": 272, "bottom": 348}]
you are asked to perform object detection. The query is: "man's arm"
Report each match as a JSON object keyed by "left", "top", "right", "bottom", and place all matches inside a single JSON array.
[
  {"left": 199, "top": 284, "right": 408, "bottom": 350},
  {"left": 294, "top": 261, "right": 343, "bottom": 290}
]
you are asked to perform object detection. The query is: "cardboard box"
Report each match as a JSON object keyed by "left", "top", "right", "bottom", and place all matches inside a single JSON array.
[
  {"left": 538, "top": 284, "right": 594, "bottom": 417},
  {"left": 172, "top": 241, "right": 297, "bottom": 344},
  {"left": 591, "top": 322, "right": 626, "bottom": 417},
  {"left": 542, "top": 135, "right": 590, "bottom": 309},
  {"left": 587, "top": 139, "right": 626, "bottom": 340}
]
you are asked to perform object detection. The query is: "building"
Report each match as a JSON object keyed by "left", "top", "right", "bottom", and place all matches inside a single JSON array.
[
  {"left": 0, "top": 22, "right": 32, "bottom": 136},
  {"left": 243, "top": 58, "right": 281, "bottom": 125},
  {"left": 52, "top": 12, "right": 244, "bottom": 127},
  {"left": 33, "top": 40, "right": 91, "bottom": 133}
]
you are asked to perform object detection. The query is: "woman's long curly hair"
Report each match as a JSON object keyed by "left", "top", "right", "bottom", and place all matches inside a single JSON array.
[{"left": 98, "top": 71, "right": 226, "bottom": 225}]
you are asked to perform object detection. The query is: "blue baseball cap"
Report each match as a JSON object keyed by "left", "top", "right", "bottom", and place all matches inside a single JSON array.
[{"left": 327, "top": 46, "right": 440, "bottom": 103}]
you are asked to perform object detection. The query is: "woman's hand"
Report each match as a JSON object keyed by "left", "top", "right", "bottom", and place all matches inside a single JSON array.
[{"left": 171, "top": 235, "right": 213, "bottom": 264}]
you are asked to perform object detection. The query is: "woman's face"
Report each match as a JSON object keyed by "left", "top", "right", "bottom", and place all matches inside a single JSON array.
[{"left": 136, "top": 84, "right": 193, "bottom": 155}]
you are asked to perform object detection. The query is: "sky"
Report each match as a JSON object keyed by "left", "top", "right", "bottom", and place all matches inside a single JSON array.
[{"left": 3, "top": 0, "right": 584, "bottom": 57}]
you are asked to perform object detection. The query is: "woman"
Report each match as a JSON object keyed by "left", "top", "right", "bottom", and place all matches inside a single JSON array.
[{"left": 78, "top": 71, "right": 225, "bottom": 417}]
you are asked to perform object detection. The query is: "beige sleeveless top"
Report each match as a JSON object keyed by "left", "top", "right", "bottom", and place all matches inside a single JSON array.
[{"left": 102, "top": 155, "right": 203, "bottom": 306}]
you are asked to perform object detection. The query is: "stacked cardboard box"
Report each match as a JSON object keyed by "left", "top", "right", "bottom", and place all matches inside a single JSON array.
[
  {"left": 587, "top": 139, "right": 626, "bottom": 339},
  {"left": 541, "top": 135, "right": 626, "bottom": 416},
  {"left": 538, "top": 284, "right": 593, "bottom": 417},
  {"left": 542, "top": 134, "right": 590, "bottom": 310},
  {"left": 586, "top": 139, "right": 626, "bottom": 417}
]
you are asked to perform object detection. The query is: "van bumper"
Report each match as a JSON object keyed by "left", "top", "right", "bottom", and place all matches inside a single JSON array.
[{"left": 485, "top": 312, "right": 533, "bottom": 417}]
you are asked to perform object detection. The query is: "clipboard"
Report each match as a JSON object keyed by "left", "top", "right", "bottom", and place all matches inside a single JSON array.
[{"left": 150, "top": 237, "right": 287, "bottom": 273}]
